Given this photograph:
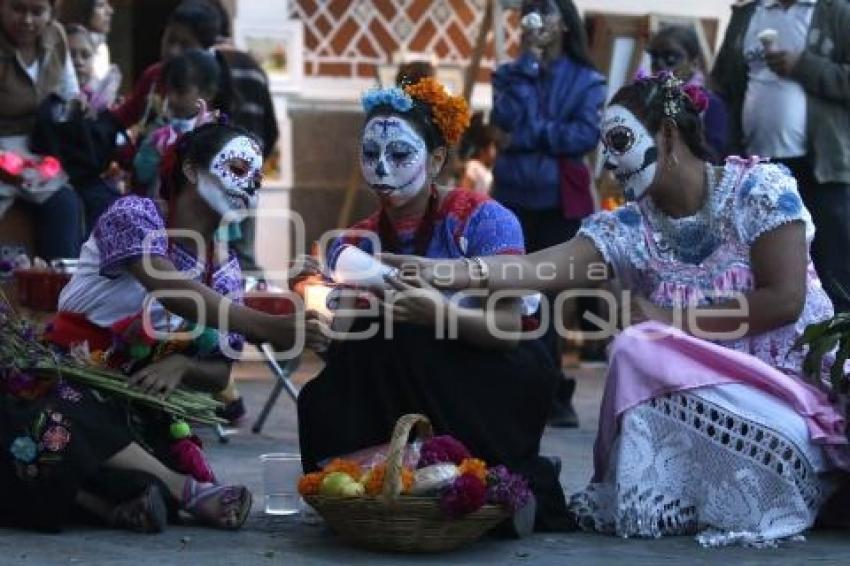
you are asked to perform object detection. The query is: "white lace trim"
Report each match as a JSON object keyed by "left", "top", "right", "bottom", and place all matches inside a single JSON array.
[{"left": 570, "top": 390, "right": 832, "bottom": 546}]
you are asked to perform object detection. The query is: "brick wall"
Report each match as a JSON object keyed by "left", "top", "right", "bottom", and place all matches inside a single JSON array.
[{"left": 289, "top": 0, "right": 521, "bottom": 81}]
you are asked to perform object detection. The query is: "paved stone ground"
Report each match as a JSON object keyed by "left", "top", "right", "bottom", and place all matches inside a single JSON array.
[{"left": 1, "top": 357, "right": 847, "bottom": 565}]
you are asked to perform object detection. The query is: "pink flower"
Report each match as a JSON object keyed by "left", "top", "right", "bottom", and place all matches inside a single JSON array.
[
  {"left": 418, "top": 435, "right": 471, "bottom": 468},
  {"left": 439, "top": 473, "right": 487, "bottom": 518},
  {"left": 42, "top": 426, "right": 71, "bottom": 452},
  {"left": 682, "top": 84, "right": 710, "bottom": 114}
]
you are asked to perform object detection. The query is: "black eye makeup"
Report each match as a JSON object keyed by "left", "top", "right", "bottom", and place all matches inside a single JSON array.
[
  {"left": 361, "top": 140, "right": 380, "bottom": 164},
  {"left": 604, "top": 126, "right": 636, "bottom": 155},
  {"left": 386, "top": 141, "right": 418, "bottom": 167}
]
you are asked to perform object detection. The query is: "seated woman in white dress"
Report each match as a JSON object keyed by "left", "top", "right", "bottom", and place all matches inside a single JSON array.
[{"left": 382, "top": 73, "right": 849, "bottom": 545}]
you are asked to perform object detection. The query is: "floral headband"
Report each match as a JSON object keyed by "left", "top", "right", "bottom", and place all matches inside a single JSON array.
[
  {"left": 634, "top": 70, "right": 710, "bottom": 117},
  {"left": 361, "top": 77, "right": 472, "bottom": 146}
]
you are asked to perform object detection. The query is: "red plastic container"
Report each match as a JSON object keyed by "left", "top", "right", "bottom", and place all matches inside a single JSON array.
[
  {"left": 243, "top": 292, "right": 297, "bottom": 315},
  {"left": 13, "top": 269, "right": 72, "bottom": 311}
]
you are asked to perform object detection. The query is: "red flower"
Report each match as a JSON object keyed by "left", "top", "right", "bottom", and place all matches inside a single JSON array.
[
  {"left": 42, "top": 426, "right": 71, "bottom": 452},
  {"left": 439, "top": 473, "right": 487, "bottom": 518},
  {"left": 419, "top": 435, "right": 471, "bottom": 467},
  {"left": 682, "top": 84, "right": 710, "bottom": 114}
]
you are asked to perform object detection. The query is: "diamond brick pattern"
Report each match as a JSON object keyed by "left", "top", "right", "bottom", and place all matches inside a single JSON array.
[{"left": 290, "top": 0, "right": 520, "bottom": 80}]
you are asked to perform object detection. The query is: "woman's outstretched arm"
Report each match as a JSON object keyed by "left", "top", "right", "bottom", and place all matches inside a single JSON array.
[{"left": 381, "top": 235, "right": 609, "bottom": 295}]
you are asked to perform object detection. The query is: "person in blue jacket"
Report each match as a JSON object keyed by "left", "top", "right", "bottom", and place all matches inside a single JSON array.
[{"left": 491, "top": 0, "right": 606, "bottom": 428}]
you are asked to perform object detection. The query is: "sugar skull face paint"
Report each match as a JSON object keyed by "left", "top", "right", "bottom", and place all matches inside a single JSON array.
[
  {"left": 602, "top": 105, "right": 658, "bottom": 202},
  {"left": 197, "top": 135, "right": 263, "bottom": 219},
  {"left": 361, "top": 116, "right": 429, "bottom": 206}
]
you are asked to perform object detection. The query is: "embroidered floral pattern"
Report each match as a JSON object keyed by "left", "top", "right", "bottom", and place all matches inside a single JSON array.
[
  {"left": 9, "top": 436, "right": 38, "bottom": 464},
  {"left": 42, "top": 425, "right": 71, "bottom": 453}
]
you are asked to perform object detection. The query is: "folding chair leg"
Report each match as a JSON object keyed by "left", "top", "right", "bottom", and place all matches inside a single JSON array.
[
  {"left": 215, "top": 423, "right": 230, "bottom": 444},
  {"left": 251, "top": 344, "right": 302, "bottom": 434},
  {"left": 252, "top": 379, "right": 286, "bottom": 434}
]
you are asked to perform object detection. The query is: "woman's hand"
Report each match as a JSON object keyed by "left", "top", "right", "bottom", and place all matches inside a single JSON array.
[
  {"left": 382, "top": 272, "right": 449, "bottom": 327},
  {"left": 379, "top": 254, "right": 470, "bottom": 290},
  {"left": 266, "top": 311, "right": 332, "bottom": 353},
  {"left": 128, "top": 354, "right": 192, "bottom": 398},
  {"left": 288, "top": 255, "right": 325, "bottom": 296}
]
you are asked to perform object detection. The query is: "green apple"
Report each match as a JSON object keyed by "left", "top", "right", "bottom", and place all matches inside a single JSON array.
[{"left": 319, "top": 472, "right": 356, "bottom": 496}]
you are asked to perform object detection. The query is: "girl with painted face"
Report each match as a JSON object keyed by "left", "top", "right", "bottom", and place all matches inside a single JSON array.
[
  {"left": 7, "top": 123, "right": 330, "bottom": 533},
  {"left": 295, "top": 78, "right": 569, "bottom": 532},
  {"left": 381, "top": 74, "right": 846, "bottom": 544}
]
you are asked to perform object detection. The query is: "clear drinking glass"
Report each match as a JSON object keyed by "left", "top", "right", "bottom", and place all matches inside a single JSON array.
[{"left": 260, "top": 453, "right": 302, "bottom": 516}]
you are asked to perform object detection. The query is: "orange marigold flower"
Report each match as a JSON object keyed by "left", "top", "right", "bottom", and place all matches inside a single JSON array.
[
  {"left": 458, "top": 458, "right": 487, "bottom": 482},
  {"left": 404, "top": 77, "right": 471, "bottom": 146},
  {"left": 297, "top": 472, "right": 325, "bottom": 496},
  {"left": 323, "top": 458, "right": 363, "bottom": 479},
  {"left": 364, "top": 464, "right": 415, "bottom": 496}
]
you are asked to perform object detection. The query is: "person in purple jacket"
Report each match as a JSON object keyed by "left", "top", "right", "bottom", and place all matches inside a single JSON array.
[
  {"left": 491, "top": 0, "right": 606, "bottom": 428},
  {"left": 648, "top": 25, "right": 729, "bottom": 162}
]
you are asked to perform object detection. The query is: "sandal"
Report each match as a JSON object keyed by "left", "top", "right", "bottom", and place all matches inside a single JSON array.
[
  {"left": 181, "top": 479, "right": 252, "bottom": 530},
  {"left": 109, "top": 484, "right": 168, "bottom": 534}
]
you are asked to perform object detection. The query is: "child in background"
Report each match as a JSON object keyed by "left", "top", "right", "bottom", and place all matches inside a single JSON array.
[
  {"left": 459, "top": 113, "right": 502, "bottom": 195},
  {"left": 66, "top": 24, "right": 95, "bottom": 95},
  {"left": 65, "top": 24, "right": 121, "bottom": 113},
  {"left": 133, "top": 49, "right": 221, "bottom": 199}
]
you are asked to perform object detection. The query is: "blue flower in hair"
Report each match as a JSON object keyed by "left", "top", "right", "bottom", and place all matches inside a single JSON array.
[{"left": 361, "top": 87, "right": 414, "bottom": 114}]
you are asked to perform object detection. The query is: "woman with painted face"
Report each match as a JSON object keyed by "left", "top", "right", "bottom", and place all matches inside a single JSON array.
[
  {"left": 647, "top": 25, "right": 728, "bottom": 160},
  {"left": 1, "top": 123, "right": 333, "bottom": 534},
  {"left": 295, "top": 78, "right": 569, "bottom": 532},
  {"left": 491, "top": 0, "right": 607, "bottom": 428},
  {"left": 380, "top": 74, "right": 848, "bottom": 544}
]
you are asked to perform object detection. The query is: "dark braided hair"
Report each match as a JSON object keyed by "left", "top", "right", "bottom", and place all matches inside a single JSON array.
[
  {"left": 610, "top": 75, "right": 714, "bottom": 162},
  {"left": 160, "top": 122, "right": 259, "bottom": 202}
]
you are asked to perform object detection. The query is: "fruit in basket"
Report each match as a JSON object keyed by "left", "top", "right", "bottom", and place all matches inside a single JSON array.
[
  {"left": 319, "top": 472, "right": 361, "bottom": 497},
  {"left": 340, "top": 481, "right": 365, "bottom": 497}
]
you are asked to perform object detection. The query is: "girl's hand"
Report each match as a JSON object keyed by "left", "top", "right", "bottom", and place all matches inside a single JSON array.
[
  {"left": 382, "top": 272, "right": 449, "bottom": 327},
  {"left": 128, "top": 354, "right": 192, "bottom": 398},
  {"left": 288, "top": 255, "right": 324, "bottom": 295},
  {"left": 379, "top": 254, "right": 469, "bottom": 290}
]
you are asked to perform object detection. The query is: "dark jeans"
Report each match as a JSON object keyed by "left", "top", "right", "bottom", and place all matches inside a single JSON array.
[
  {"left": 24, "top": 186, "right": 83, "bottom": 260},
  {"left": 76, "top": 178, "right": 120, "bottom": 238},
  {"left": 777, "top": 157, "right": 850, "bottom": 313}
]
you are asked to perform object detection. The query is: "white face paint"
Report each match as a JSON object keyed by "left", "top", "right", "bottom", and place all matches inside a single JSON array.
[
  {"left": 197, "top": 136, "right": 263, "bottom": 220},
  {"left": 360, "top": 116, "right": 429, "bottom": 206},
  {"left": 601, "top": 105, "right": 658, "bottom": 202}
]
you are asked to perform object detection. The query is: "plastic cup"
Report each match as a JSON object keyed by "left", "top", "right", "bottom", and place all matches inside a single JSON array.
[{"left": 260, "top": 453, "right": 302, "bottom": 516}]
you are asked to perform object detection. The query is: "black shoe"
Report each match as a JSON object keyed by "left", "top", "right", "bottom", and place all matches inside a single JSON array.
[
  {"left": 215, "top": 397, "right": 246, "bottom": 426},
  {"left": 547, "top": 378, "right": 579, "bottom": 428}
]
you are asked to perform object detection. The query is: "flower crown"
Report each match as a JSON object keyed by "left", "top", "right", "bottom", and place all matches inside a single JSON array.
[
  {"left": 635, "top": 70, "right": 710, "bottom": 117},
  {"left": 361, "top": 77, "right": 472, "bottom": 146}
]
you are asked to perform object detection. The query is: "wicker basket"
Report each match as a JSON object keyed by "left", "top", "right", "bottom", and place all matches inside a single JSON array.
[{"left": 304, "top": 414, "right": 510, "bottom": 553}]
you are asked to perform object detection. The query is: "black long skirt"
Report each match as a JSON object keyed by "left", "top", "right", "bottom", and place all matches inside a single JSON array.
[
  {"left": 298, "top": 323, "right": 568, "bottom": 523},
  {"left": 0, "top": 378, "right": 134, "bottom": 532}
]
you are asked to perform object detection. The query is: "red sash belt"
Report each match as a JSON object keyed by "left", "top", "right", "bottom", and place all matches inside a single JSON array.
[{"left": 45, "top": 312, "right": 113, "bottom": 352}]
